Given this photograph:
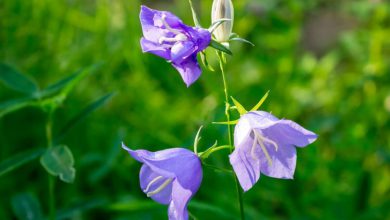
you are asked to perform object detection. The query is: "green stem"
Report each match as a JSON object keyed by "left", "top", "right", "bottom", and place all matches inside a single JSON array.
[
  {"left": 217, "top": 52, "right": 245, "bottom": 220},
  {"left": 46, "top": 112, "right": 55, "bottom": 220}
]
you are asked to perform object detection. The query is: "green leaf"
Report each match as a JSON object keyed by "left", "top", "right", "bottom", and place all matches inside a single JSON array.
[
  {"left": 0, "top": 97, "right": 37, "bottom": 118},
  {"left": 11, "top": 193, "right": 43, "bottom": 220},
  {"left": 230, "top": 37, "right": 255, "bottom": 46},
  {"left": 188, "top": 0, "right": 201, "bottom": 27},
  {"left": 56, "top": 198, "right": 107, "bottom": 220},
  {"left": 54, "top": 92, "right": 115, "bottom": 144},
  {"left": 250, "top": 91, "right": 269, "bottom": 111},
  {"left": 0, "top": 148, "right": 45, "bottom": 177},
  {"left": 40, "top": 145, "right": 76, "bottom": 183},
  {"left": 0, "top": 63, "right": 38, "bottom": 94},
  {"left": 210, "top": 40, "right": 232, "bottom": 55},
  {"left": 231, "top": 96, "right": 247, "bottom": 115},
  {"left": 39, "top": 63, "right": 102, "bottom": 98}
]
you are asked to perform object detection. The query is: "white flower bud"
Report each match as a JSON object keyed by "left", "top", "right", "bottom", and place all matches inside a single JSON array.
[{"left": 211, "top": 0, "right": 234, "bottom": 43}]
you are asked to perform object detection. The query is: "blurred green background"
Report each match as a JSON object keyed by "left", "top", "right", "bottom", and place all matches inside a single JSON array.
[{"left": 1, "top": 0, "right": 389, "bottom": 219}]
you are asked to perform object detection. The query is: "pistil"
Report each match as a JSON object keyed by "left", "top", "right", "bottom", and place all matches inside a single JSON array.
[{"left": 146, "top": 178, "right": 173, "bottom": 197}]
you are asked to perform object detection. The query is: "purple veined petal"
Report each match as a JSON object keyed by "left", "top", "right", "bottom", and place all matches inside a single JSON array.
[
  {"left": 170, "top": 41, "right": 196, "bottom": 63},
  {"left": 185, "top": 27, "right": 212, "bottom": 52},
  {"left": 171, "top": 55, "right": 201, "bottom": 87},
  {"left": 257, "top": 138, "right": 297, "bottom": 179},
  {"left": 140, "top": 164, "right": 173, "bottom": 204},
  {"left": 229, "top": 136, "right": 261, "bottom": 192},
  {"left": 141, "top": 38, "right": 171, "bottom": 60},
  {"left": 168, "top": 181, "right": 192, "bottom": 220},
  {"left": 263, "top": 119, "right": 318, "bottom": 147}
]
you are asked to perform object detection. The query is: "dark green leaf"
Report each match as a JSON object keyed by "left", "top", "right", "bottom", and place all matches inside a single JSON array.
[
  {"left": 0, "top": 63, "right": 38, "bottom": 94},
  {"left": 11, "top": 193, "right": 43, "bottom": 220},
  {"left": 0, "top": 97, "right": 37, "bottom": 118},
  {"left": 56, "top": 198, "right": 107, "bottom": 220},
  {"left": 210, "top": 40, "right": 232, "bottom": 55},
  {"left": 38, "top": 63, "right": 102, "bottom": 98},
  {"left": 0, "top": 148, "right": 45, "bottom": 177},
  {"left": 54, "top": 92, "right": 115, "bottom": 144},
  {"left": 40, "top": 145, "right": 76, "bottom": 183}
]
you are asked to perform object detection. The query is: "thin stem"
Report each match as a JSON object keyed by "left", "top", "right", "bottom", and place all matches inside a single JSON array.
[
  {"left": 46, "top": 112, "right": 55, "bottom": 220},
  {"left": 217, "top": 52, "right": 245, "bottom": 220}
]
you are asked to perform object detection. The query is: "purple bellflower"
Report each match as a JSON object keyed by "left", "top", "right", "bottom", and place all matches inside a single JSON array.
[
  {"left": 229, "top": 111, "right": 317, "bottom": 191},
  {"left": 140, "top": 6, "right": 211, "bottom": 87},
  {"left": 122, "top": 144, "right": 202, "bottom": 220}
]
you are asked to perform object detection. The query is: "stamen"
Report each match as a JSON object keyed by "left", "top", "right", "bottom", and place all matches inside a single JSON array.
[
  {"left": 161, "top": 14, "right": 182, "bottom": 35},
  {"left": 158, "top": 34, "right": 188, "bottom": 44},
  {"left": 146, "top": 178, "right": 173, "bottom": 197},
  {"left": 250, "top": 136, "right": 258, "bottom": 161},
  {"left": 143, "top": 176, "right": 164, "bottom": 193},
  {"left": 253, "top": 130, "right": 273, "bottom": 166},
  {"left": 258, "top": 135, "right": 279, "bottom": 151}
]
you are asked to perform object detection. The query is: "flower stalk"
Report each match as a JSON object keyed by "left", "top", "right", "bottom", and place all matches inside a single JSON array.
[
  {"left": 217, "top": 52, "right": 245, "bottom": 220},
  {"left": 46, "top": 112, "right": 56, "bottom": 220}
]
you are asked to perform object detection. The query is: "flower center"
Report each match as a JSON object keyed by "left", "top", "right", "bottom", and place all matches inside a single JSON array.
[
  {"left": 158, "top": 14, "right": 188, "bottom": 45},
  {"left": 143, "top": 175, "right": 173, "bottom": 197},
  {"left": 251, "top": 130, "right": 279, "bottom": 166}
]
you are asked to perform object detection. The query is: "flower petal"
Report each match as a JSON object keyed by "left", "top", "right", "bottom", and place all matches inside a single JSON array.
[
  {"left": 258, "top": 140, "right": 297, "bottom": 179},
  {"left": 140, "top": 6, "right": 174, "bottom": 43},
  {"left": 140, "top": 164, "right": 172, "bottom": 205},
  {"left": 229, "top": 136, "right": 261, "bottom": 192},
  {"left": 140, "top": 38, "right": 171, "bottom": 60},
  {"left": 171, "top": 55, "right": 201, "bottom": 87},
  {"left": 186, "top": 27, "right": 212, "bottom": 52},
  {"left": 264, "top": 119, "right": 318, "bottom": 147},
  {"left": 170, "top": 41, "right": 196, "bottom": 63},
  {"left": 168, "top": 181, "right": 192, "bottom": 220}
]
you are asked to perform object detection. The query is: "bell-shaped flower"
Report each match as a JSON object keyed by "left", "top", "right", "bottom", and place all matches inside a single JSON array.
[
  {"left": 139, "top": 5, "right": 211, "bottom": 87},
  {"left": 229, "top": 111, "right": 317, "bottom": 192},
  {"left": 122, "top": 144, "right": 202, "bottom": 220}
]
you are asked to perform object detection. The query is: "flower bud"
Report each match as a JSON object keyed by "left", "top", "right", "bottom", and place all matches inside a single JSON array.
[{"left": 211, "top": 0, "right": 234, "bottom": 43}]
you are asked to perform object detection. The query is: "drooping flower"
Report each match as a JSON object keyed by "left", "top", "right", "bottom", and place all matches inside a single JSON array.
[
  {"left": 139, "top": 5, "right": 211, "bottom": 87},
  {"left": 211, "top": 0, "right": 234, "bottom": 44},
  {"left": 229, "top": 111, "right": 317, "bottom": 192},
  {"left": 122, "top": 144, "right": 202, "bottom": 220}
]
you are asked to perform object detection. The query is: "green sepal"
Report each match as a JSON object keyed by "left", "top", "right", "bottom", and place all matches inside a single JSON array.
[
  {"left": 188, "top": 0, "right": 201, "bottom": 27},
  {"left": 250, "top": 91, "right": 269, "bottom": 111},
  {"left": 230, "top": 37, "right": 255, "bottom": 47},
  {"left": 208, "top": 18, "right": 231, "bottom": 33},
  {"left": 200, "top": 51, "right": 215, "bottom": 72},
  {"left": 212, "top": 119, "right": 238, "bottom": 125},
  {"left": 210, "top": 40, "right": 232, "bottom": 55},
  {"left": 230, "top": 96, "right": 247, "bottom": 115}
]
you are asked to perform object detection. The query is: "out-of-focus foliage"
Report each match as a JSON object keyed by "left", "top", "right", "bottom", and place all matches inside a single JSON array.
[{"left": 1, "top": 0, "right": 389, "bottom": 219}]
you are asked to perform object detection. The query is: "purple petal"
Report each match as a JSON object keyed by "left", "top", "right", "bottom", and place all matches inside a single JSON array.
[
  {"left": 263, "top": 119, "right": 318, "bottom": 147},
  {"left": 171, "top": 55, "right": 201, "bottom": 87},
  {"left": 168, "top": 181, "right": 192, "bottom": 220},
  {"left": 257, "top": 140, "right": 297, "bottom": 179},
  {"left": 229, "top": 136, "right": 261, "bottom": 192},
  {"left": 141, "top": 38, "right": 171, "bottom": 60},
  {"left": 170, "top": 41, "right": 196, "bottom": 63},
  {"left": 186, "top": 27, "right": 212, "bottom": 52},
  {"left": 140, "top": 165, "right": 172, "bottom": 205}
]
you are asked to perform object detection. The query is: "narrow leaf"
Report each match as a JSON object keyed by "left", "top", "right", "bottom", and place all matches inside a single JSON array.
[
  {"left": 11, "top": 193, "right": 43, "bottom": 220},
  {"left": 40, "top": 145, "right": 76, "bottom": 183},
  {"left": 54, "top": 93, "right": 115, "bottom": 144},
  {"left": 231, "top": 96, "right": 247, "bottom": 115},
  {"left": 230, "top": 37, "right": 255, "bottom": 46},
  {"left": 210, "top": 40, "right": 232, "bottom": 55},
  {"left": 200, "top": 52, "right": 214, "bottom": 71},
  {"left": 250, "top": 91, "right": 270, "bottom": 111},
  {"left": 188, "top": 0, "right": 201, "bottom": 27},
  {"left": 212, "top": 120, "right": 238, "bottom": 125},
  {"left": 0, "top": 97, "right": 36, "bottom": 118},
  {"left": 0, "top": 63, "right": 38, "bottom": 94},
  {"left": 0, "top": 148, "right": 45, "bottom": 177}
]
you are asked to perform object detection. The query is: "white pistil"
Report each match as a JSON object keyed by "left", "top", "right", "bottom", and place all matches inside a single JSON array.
[
  {"left": 158, "top": 33, "right": 188, "bottom": 44},
  {"left": 143, "top": 176, "right": 164, "bottom": 193},
  {"left": 146, "top": 178, "right": 173, "bottom": 197},
  {"left": 161, "top": 14, "right": 182, "bottom": 35},
  {"left": 253, "top": 130, "right": 278, "bottom": 166}
]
